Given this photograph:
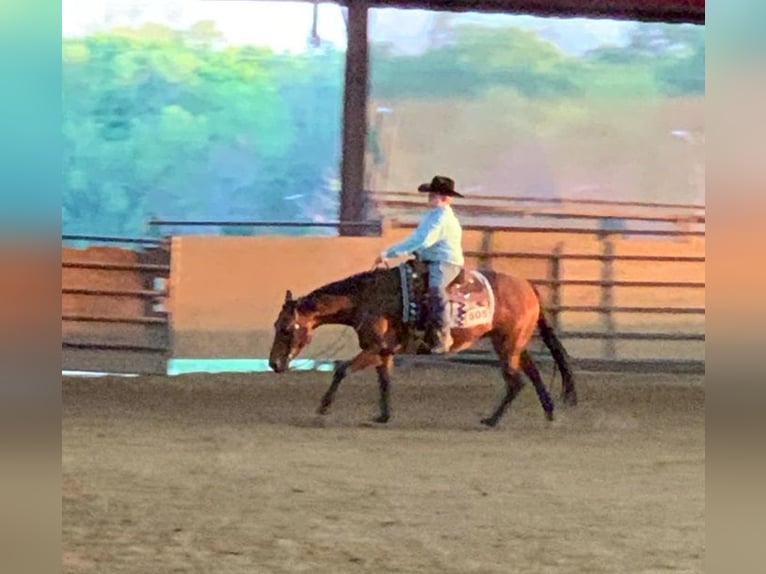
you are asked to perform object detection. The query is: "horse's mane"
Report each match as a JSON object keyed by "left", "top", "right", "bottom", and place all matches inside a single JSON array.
[{"left": 297, "top": 268, "right": 392, "bottom": 313}]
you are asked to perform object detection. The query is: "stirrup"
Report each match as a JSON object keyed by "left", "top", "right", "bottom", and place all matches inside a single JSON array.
[{"left": 431, "top": 332, "right": 453, "bottom": 354}]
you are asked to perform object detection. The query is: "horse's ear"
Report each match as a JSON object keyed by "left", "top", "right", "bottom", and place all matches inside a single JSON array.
[{"left": 285, "top": 290, "right": 293, "bottom": 303}]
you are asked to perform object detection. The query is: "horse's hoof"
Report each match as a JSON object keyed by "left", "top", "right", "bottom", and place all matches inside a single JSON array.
[
  {"left": 372, "top": 414, "right": 390, "bottom": 424},
  {"left": 317, "top": 405, "right": 330, "bottom": 416},
  {"left": 480, "top": 417, "right": 497, "bottom": 427},
  {"left": 545, "top": 411, "right": 554, "bottom": 422},
  {"left": 310, "top": 415, "right": 328, "bottom": 428},
  {"left": 563, "top": 392, "right": 578, "bottom": 407}
]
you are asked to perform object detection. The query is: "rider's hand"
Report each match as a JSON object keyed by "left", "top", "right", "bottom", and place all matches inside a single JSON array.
[{"left": 374, "top": 254, "right": 387, "bottom": 267}]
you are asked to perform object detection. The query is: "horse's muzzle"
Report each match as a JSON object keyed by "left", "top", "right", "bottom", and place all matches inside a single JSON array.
[{"left": 269, "top": 359, "right": 287, "bottom": 373}]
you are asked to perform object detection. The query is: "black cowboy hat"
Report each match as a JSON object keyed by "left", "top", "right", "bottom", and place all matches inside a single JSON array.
[{"left": 417, "top": 175, "right": 464, "bottom": 198}]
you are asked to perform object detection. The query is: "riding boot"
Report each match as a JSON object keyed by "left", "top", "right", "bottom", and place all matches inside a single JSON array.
[{"left": 428, "top": 288, "right": 453, "bottom": 354}]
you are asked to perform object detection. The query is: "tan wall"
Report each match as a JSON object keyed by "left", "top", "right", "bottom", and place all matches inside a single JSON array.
[
  {"left": 170, "top": 235, "right": 395, "bottom": 359},
  {"left": 169, "top": 229, "right": 704, "bottom": 362}
]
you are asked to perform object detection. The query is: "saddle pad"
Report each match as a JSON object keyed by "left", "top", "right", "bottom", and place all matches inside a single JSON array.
[
  {"left": 398, "top": 263, "right": 494, "bottom": 329},
  {"left": 447, "top": 270, "right": 495, "bottom": 328}
]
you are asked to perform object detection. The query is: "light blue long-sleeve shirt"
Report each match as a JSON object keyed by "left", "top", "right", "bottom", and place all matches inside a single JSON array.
[{"left": 382, "top": 205, "right": 464, "bottom": 266}]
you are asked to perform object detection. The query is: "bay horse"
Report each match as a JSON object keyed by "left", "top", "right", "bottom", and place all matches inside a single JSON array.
[{"left": 268, "top": 260, "right": 577, "bottom": 427}]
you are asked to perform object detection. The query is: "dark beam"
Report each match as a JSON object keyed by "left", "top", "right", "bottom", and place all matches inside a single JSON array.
[
  {"left": 339, "top": 1, "right": 370, "bottom": 236},
  {"left": 340, "top": 0, "right": 705, "bottom": 25}
]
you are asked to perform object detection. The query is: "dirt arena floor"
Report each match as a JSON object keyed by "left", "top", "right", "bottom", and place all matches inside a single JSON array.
[{"left": 63, "top": 362, "right": 705, "bottom": 574}]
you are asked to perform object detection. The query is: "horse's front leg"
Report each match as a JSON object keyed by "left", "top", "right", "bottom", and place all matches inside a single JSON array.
[
  {"left": 317, "top": 349, "right": 382, "bottom": 416},
  {"left": 373, "top": 352, "right": 394, "bottom": 423}
]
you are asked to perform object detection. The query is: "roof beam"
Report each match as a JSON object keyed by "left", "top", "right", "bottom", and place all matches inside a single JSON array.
[{"left": 339, "top": 0, "right": 705, "bottom": 24}]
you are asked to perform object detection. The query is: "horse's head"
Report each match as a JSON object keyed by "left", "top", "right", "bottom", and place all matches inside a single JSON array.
[{"left": 268, "top": 289, "right": 314, "bottom": 373}]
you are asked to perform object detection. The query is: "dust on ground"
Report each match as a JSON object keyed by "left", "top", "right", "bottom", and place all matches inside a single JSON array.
[{"left": 63, "top": 363, "right": 704, "bottom": 573}]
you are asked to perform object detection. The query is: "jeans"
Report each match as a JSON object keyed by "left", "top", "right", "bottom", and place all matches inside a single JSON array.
[{"left": 427, "top": 261, "right": 462, "bottom": 330}]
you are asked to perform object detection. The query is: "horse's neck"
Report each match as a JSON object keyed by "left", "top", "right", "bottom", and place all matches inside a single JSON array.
[
  {"left": 302, "top": 269, "right": 395, "bottom": 327},
  {"left": 301, "top": 293, "right": 356, "bottom": 327}
]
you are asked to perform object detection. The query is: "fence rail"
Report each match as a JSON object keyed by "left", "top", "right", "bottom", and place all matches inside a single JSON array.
[
  {"left": 401, "top": 221, "right": 705, "bottom": 237},
  {"left": 557, "top": 331, "right": 704, "bottom": 341},
  {"left": 63, "top": 260, "right": 171, "bottom": 273},
  {"left": 549, "top": 305, "right": 704, "bottom": 314},
  {"left": 373, "top": 190, "right": 705, "bottom": 236},
  {"left": 63, "top": 234, "right": 165, "bottom": 246},
  {"left": 379, "top": 199, "right": 704, "bottom": 226},
  {"left": 532, "top": 278, "right": 704, "bottom": 288},
  {"left": 62, "top": 314, "right": 168, "bottom": 325},
  {"left": 62, "top": 341, "right": 169, "bottom": 353},
  {"left": 464, "top": 250, "right": 705, "bottom": 263},
  {"left": 62, "top": 287, "right": 167, "bottom": 298},
  {"left": 147, "top": 219, "right": 383, "bottom": 233},
  {"left": 370, "top": 190, "right": 705, "bottom": 212},
  {"left": 62, "top": 234, "right": 172, "bottom": 374}
]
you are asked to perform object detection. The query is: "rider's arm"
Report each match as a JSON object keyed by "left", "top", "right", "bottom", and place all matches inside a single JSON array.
[{"left": 381, "top": 209, "right": 444, "bottom": 259}]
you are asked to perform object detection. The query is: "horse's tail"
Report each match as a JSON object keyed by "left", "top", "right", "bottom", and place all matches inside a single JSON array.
[{"left": 533, "top": 286, "right": 578, "bottom": 405}]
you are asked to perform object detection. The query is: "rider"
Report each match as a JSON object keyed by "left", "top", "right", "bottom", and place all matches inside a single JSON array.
[{"left": 375, "top": 175, "right": 464, "bottom": 354}]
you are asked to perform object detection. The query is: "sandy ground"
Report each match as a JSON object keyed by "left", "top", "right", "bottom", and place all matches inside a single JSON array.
[{"left": 63, "top": 363, "right": 705, "bottom": 573}]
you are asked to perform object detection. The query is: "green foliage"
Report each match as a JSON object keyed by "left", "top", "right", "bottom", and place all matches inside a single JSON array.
[
  {"left": 581, "top": 23, "right": 705, "bottom": 98},
  {"left": 62, "top": 21, "right": 704, "bottom": 238},
  {"left": 63, "top": 24, "right": 343, "bottom": 238},
  {"left": 372, "top": 23, "right": 704, "bottom": 102},
  {"left": 371, "top": 26, "right": 587, "bottom": 100}
]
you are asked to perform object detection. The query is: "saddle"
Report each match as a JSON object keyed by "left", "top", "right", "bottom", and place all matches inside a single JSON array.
[{"left": 398, "top": 259, "right": 495, "bottom": 353}]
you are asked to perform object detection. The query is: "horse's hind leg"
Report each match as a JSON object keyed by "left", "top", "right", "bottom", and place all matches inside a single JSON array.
[
  {"left": 481, "top": 332, "right": 526, "bottom": 427},
  {"left": 521, "top": 350, "right": 554, "bottom": 421},
  {"left": 481, "top": 360, "right": 525, "bottom": 428}
]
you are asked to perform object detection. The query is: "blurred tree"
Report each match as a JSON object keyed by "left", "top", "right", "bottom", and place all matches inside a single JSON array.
[
  {"left": 62, "top": 20, "right": 704, "bottom": 238},
  {"left": 62, "top": 23, "right": 342, "bottom": 237}
]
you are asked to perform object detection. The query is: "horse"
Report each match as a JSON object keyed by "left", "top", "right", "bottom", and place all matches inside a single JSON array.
[{"left": 268, "top": 259, "right": 577, "bottom": 427}]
